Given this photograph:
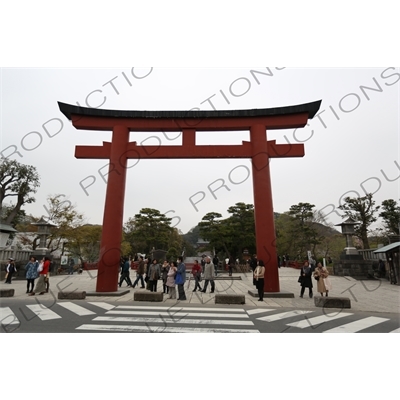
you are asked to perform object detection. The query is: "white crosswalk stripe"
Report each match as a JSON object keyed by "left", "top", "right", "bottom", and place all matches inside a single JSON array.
[
  {"left": 116, "top": 306, "right": 246, "bottom": 313},
  {"left": 0, "top": 307, "right": 20, "bottom": 325},
  {"left": 94, "top": 316, "right": 254, "bottom": 326},
  {"left": 77, "top": 324, "right": 258, "bottom": 333},
  {"left": 88, "top": 302, "right": 116, "bottom": 311},
  {"left": 286, "top": 312, "right": 353, "bottom": 329},
  {"left": 27, "top": 304, "right": 62, "bottom": 320},
  {"left": 257, "top": 309, "right": 313, "bottom": 322},
  {"left": 247, "top": 309, "right": 275, "bottom": 316},
  {"left": 107, "top": 310, "right": 248, "bottom": 318},
  {"left": 58, "top": 302, "right": 96, "bottom": 316},
  {"left": 323, "top": 317, "right": 390, "bottom": 333}
]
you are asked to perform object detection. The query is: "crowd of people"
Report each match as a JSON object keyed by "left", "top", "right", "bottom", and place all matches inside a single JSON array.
[
  {"left": 119, "top": 255, "right": 220, "bottom": 300},
  {"left": 298, "top": 260, "right": 332, "bottom": 298},
  {"left": 3, "top": 256, "right": 52, "bottom": 295},
  {"left": 3, "top": 251, "right": 335, "bottom": 301}
]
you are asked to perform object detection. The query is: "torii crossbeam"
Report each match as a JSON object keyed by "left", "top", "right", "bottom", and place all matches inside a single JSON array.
[{"left": 59, "top": 100, "right": 322, "bottom": 293}]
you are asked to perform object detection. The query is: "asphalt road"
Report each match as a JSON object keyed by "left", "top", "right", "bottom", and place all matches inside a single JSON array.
[{"left": 1, "top": 299, "right": 399, "bottom": 333}]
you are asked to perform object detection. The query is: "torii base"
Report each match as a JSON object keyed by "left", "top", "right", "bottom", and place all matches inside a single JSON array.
[
  {"left": 248, "top": 290, "right": 294, "bottom": 298},
  {"left": 86, "top": 289, "right": 130, "bottom": 297}
]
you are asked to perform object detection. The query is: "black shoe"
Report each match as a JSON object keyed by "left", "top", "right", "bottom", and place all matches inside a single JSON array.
[
  {"left": 192, "top": 290, "right": 197, "bottom": 292},
  {"left": 210, "top": 291, "right": 214, "bottom": 293},
  {"left": 300, "top": 295, "right": 303, "bottom": 298},
  {"left": 200, "top": 290, "right": 206, "bottom": 293}
]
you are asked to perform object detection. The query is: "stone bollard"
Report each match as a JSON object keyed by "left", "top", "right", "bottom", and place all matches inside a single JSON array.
[
  {"left": 58, "top": 291, "right": 87, "bottom": 300},
  {"left": 215, "top": 294, "right": 245, "bottom": 304},
  {"left": 314, "top": 296, "right": 351, "bottom": 309},
  {"left": 134, "top": 291, "right": 163, "bottom": 302},
  {"left": 0, "top": 289, "right": 15, "bottom": 297}
]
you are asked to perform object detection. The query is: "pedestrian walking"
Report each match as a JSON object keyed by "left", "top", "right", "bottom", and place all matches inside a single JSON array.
[
  {"left": 161, "top": 260, "right": 169, "bottom": 294},
  {"left": 299, "top": 260, "right": 313, "bottom": 298},
  {"left": 132, "top": 256, "right": 145, "bottom": 288},
  {"left": 250, "top": 254, "right": 258, "bottom": 285},
  {"left": 201, "top": 256, "right": 215, "bottom": 293},
  {"left": 68, "top": 258, "right": 75, "bottom": 275},
  {"left": 191, "top": 259, "right": 203, "bottom": 292},
  {"left": 25, "top": 256, "right": 38, "bottom": 293},
  {"left": 313, "top": 262, "right": 331, "bottom": 297},
  {"left": 144, "top": 258, "right": 151, "bottom": 290},
  {"left": 176, "top": 256, "right": 187, "bottom": 300},
  {"left": 200, "top": 255, "right": 206, "bottom": 274},
  {"left": 4, "top": 258, "right": 16, "bottom": 284},
  {"left": 29, "top": 257, "right": 49, "bottom": 296},
  {"left": 148, "top": 259, "right": 161, "bottom": 292},
  {"left": 213, "top": 255, "right": 219, "bottom": 276},
  {"left": 166, "top": 261, "right": 177, "bottom": 299},
  {"left": 378, "top": 259, "right": 386, "bottom": 278},
  {"left": 254, "top": 259, "right": 265, "bottom": 301},
  {"left": 228, "top": 256, "right": 235, "bottom": 276},
  {"left": 119, "top": 257, "right": 133, "bottom": 287},
  {"left": 44, "top": 257, "right": 51, "bottom": 293}
]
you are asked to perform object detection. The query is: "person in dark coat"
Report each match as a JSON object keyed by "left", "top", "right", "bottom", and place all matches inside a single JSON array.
[
  {"left": 228, "top": 256, "right": 235, "bottom": 276},
  {"left": 5, "top": 258, "right": 16, "bottom": 284},
  {"left": 119, "top": 257, "right": 133, "bottom": 287},
  {"left": 161, "top": 260, "right": 169, "bottom": 294},
  {"left": 378, "top": 259, "right": 386, "bottom": 278},
  {"left": 25, "top": 256, "right": 38, "bottom": 293},
  {"left": 176, "top": 256, "right": 187, "bottom": 300},
  {"left": 254, "top": 259, "right": 265, "bottom": 301},
  {"left": 250, "top": 254, "right": 258, "bottom": 285},
  {"left": 148, "top": 259, "right": 161, "bottom": 292},
  {"left": 299, "top": 260, "right": 313, "bottom": 298},
  {"left": 132, "top": 256, "right": 145, "bottom": 288}
]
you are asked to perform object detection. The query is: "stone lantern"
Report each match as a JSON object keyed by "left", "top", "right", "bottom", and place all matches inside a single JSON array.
[
  {"left": 31, "top": 217, "right": 57, "bottom": 258},
  {"left": 335, "top": 217, "right": 359, "bottom": 255}
]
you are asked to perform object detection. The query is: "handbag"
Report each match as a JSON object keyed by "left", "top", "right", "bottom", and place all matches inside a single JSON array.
[
  {"left": 314, "top": 275, "right": 320, "bottom": 281},
  {"left": 297, "top": 276, "right": 303, "bottom": 283},
  {"left": 37, "top": 263, "right": 43, "bottom": 273}
]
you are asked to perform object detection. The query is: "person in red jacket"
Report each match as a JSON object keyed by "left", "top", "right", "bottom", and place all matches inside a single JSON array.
[
  {"left": 191, "top": 259, "right": 202, "bottom": 292},
  {"left": 29, "top": 257, "right": 50, "bottom": 296}
]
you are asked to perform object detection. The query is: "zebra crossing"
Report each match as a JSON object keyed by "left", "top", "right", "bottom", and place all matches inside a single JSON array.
[
  {"left": 250, "top": 308, "right": 397, "bottom": 333},
  {"left": 77, "top": 306, "right": 259, "bottom": 333},
  {"left": 1, "top": 302, "right": 399, "bottom": 333}
]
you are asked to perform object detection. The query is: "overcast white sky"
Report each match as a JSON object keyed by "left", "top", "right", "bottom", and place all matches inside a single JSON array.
[{"left": 1, "top": 67, "right": 399, "bottom": 234}]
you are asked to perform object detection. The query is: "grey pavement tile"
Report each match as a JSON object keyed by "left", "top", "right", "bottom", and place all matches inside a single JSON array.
[{"left": 1, "top": 267, "right": 399, "bottom": 314}]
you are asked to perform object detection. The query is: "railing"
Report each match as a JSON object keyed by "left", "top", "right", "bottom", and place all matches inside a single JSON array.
[
  {"left": 0, "top": 249, "right": 33, "bottom": 263},
  {"left": 358, "top": 249, "right": 386, "bottom": 261}
]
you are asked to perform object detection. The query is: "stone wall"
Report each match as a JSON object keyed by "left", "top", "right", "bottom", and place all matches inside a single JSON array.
[{"left": 333, "top": 258, "right": 375, "bottom": 279}]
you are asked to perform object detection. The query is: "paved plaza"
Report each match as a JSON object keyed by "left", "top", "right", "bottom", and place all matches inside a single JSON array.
[{"left": 2, "top": 266, "right": 399, "bottom": 314}]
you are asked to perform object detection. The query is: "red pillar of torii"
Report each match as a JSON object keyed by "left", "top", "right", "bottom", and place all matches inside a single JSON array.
[{"left": 59, "top": 100, "right": 321, "bottom": 293}]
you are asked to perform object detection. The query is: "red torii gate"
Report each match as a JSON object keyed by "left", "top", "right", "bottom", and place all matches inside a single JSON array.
[{"left": 58, "top": 100, "right": 321, "bottom": 293}]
